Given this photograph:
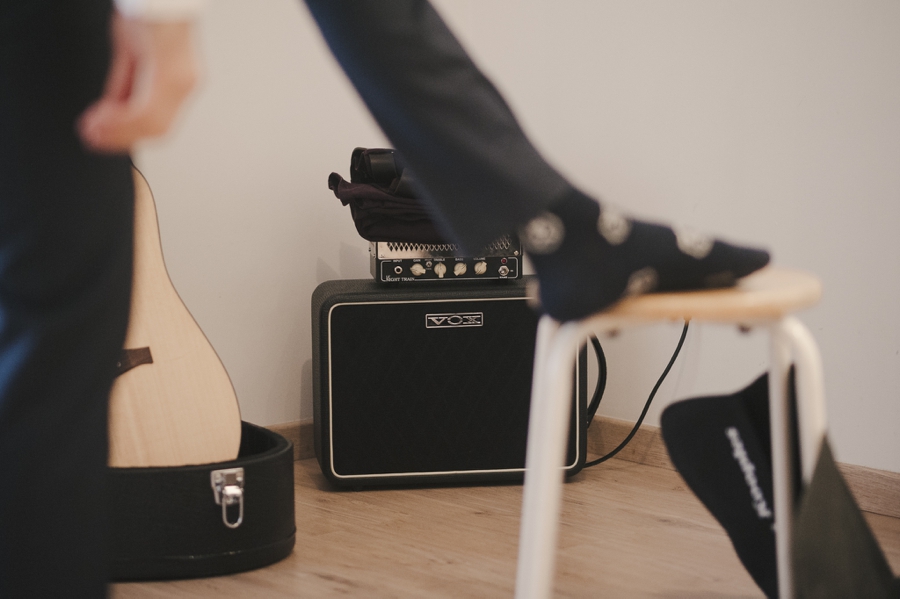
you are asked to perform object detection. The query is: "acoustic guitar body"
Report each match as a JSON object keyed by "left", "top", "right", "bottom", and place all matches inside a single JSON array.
[{"left": 108, "top": 169, "right": 242, "bottom": 468}]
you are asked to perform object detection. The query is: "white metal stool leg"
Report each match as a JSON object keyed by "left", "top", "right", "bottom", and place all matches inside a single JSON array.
[
  {"left": 515, "top": 316, "right": 586, "bottom": 599},
  {"left": 768, "top": 318, "right": 796, "bottom": 599},
  {"left": 781, "top": 317, "right": 828, "bottom": 483},
  {"left": 513, "top": 268, "right": 824, "bottom": 599},
  {"left": 769, "top": 316, "right": 829, "bottom": 599}
]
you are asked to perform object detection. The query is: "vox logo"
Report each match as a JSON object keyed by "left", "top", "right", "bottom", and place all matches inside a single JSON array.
[{"left": 425, "top": 312, "right": 483, "bottom": 328}]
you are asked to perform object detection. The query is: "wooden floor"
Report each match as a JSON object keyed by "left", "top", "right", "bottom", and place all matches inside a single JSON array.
[{"left": 112, "top": 457, "right": 900, "bottom": 598}]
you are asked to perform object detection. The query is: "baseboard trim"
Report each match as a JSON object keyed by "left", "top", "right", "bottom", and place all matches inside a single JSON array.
[
  {"left": 266, "top": 416, "right": 900, "bottom": 519},
  {"left": 266, "top": 419, "right": 315, "bottom": 463},
  {"left": 586, "top": 416, "right": 900, "bottom": 520},
  {"left": 587, "top": 416, "right": 674, "bottom": 471}
]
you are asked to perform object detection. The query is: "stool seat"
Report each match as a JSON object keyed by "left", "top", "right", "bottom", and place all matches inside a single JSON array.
[
  {"left": 516, "top": 265, "right": 824, "bottom": 599},
  {"left": 593, "top": 266, "right": 821, "bottom": 323}
]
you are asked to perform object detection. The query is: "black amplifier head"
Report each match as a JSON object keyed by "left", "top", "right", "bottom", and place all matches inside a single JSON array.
[{"left": 369, "top": 235, "right": 522, "bottom": 283}]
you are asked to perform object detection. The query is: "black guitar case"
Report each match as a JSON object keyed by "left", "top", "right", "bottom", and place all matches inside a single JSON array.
[{"left": 107, "top": 421, "right": 295, "bottom": 581}]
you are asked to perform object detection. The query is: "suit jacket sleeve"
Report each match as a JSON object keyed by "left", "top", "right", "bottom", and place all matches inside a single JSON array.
[{"left": 304, "top": 0, "right": 573, "bottom": 251}]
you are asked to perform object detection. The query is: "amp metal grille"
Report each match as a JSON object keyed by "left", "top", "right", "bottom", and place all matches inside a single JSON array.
[{"left": 379, "top": 235, "right": 516, "bottom": 258}]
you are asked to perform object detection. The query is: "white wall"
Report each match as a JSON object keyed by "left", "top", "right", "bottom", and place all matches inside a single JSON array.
[{"left": 135, "top": 0, "right": 900, "bottom": 472}]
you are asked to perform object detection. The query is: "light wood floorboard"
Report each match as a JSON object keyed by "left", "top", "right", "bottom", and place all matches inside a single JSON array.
[{"left": 111, "top": 456, "right": 900, "bottom": 598}]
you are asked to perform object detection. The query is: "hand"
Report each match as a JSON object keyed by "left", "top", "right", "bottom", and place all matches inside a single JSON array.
[{"left": 79, "top": 13, "right": 199, "bottom": 153}]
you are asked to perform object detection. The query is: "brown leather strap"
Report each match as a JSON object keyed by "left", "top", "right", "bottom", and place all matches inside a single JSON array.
[{"left": 116, "top": 347, "right": 153, "bottom": 377}]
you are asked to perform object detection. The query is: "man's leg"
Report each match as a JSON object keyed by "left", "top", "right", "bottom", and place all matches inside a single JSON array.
[
  {"left": 305, "top": 0, "right": 770, "bottom": 321},
  {"left": 304, "top": 0, "right": 572, "bottom": 252},
  {"left": 0, "top": 1, "right": 134, "bottom": 596}
]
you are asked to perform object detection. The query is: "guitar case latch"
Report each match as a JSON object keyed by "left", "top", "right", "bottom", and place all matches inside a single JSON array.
[{"left": 211, "top": 467, "right": 244, "bottom": 529}]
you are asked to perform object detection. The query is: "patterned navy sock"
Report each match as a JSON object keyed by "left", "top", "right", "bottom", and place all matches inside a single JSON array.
[{"left": 520, "top": 189, "right": 771, "bottom": 321}]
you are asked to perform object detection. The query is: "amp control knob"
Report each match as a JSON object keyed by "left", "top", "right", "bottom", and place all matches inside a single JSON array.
[
  {"left": 433, "top": 262, "right": 447, "bottom": 278},
  {"left": 453, "top": 263, "right": 467, "bottom": 276},
  {"left": 474, "top": 261, "right": 487, "bottom": 275},
  {"left": 410, "top": 263, "right": 426, "bottom": 276}
]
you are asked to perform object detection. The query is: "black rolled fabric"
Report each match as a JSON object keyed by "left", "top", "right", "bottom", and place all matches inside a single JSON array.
[
  {"left": 328, "top": 171, "right": 448, "bottom": 243},
  {"left": 349, "top": 147, "right": 405, "bottom": 187},
  {"left": 329, "top": 147, "right": 450, "bottom": 243}
]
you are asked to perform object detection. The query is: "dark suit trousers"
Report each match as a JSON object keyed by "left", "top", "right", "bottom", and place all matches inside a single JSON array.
[
  {"left": 304, "top": 0, "right": 575, "bottom": 253},
  {"left": 0, "top": 1, "right": 134, "bottom": 597}
]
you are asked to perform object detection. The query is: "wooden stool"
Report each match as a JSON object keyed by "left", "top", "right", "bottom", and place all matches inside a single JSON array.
[{"left": 516, "top": 266, "right": 824, "bottom": 599}]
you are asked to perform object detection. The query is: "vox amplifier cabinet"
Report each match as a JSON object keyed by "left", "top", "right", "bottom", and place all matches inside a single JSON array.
[
  {"left": 311, "top": 277, "right": 586, "bottom": 487},
  {"left": 369, "top": 235, "right": 521, "bottom": 283}
]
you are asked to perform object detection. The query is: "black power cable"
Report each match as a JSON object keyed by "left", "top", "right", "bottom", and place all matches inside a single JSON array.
[
  {"left": 585, "top": 335, "right": 607, "bottom": 427},
  {"left": 583, "top": 321, "right": 690, "bottom": 468}
]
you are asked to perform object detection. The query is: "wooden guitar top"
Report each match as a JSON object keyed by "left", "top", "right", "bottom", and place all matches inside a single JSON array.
[{"left": 108, "top": 169, "right": 242, "bottom": 468}]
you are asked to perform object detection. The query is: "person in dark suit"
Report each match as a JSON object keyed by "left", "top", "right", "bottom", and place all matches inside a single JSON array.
[{"left": 0, "top": 1, "right": 767, "bottom": 596}]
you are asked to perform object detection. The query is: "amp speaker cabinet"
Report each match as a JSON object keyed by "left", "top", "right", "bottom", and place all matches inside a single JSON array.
[{"left": 311, "top": 277, "right": 586, "bottom": 487}]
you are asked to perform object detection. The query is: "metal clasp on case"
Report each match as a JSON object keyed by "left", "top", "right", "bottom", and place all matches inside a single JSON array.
[{"left": 211, "top": 467, "right": 244, "bottom": 529}]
